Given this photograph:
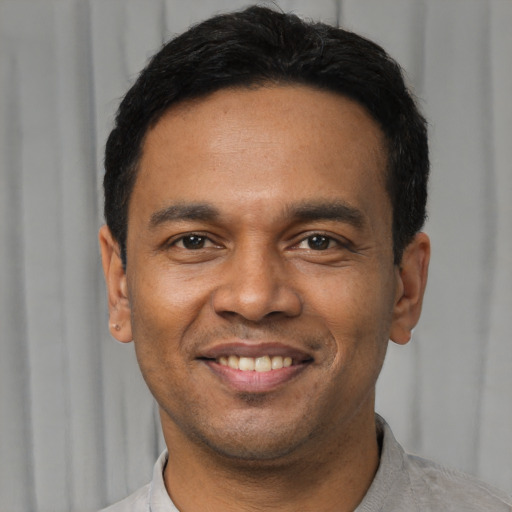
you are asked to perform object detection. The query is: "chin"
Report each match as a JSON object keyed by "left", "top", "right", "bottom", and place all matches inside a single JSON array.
[
  {"left": 199, "top": 436, "right": 306, "bottom": 466},
  {"left": 184, "top": 416, "right": 316, "bottom": 465}
]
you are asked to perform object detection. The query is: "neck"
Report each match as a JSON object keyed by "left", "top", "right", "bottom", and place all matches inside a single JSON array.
[{"left": 161, "top": 406, "right": 380, "bottom": 512}]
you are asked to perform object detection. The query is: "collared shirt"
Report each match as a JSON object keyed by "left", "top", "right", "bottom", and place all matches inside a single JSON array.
[{"left": 99, "top": 417, "right": 512, "bottom": 511}]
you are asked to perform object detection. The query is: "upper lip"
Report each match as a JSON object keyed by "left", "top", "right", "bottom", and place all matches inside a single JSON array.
[{"left": 198, "top": 341, "right": 314, "bottom": 363}]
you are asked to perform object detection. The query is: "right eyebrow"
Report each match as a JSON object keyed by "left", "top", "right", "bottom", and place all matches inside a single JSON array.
[
  {"left": 149, "top": 203, "right": 220, "bottom": 228},
  {"left": 286, "top": 200, "right": 366, "bottom": 230}
]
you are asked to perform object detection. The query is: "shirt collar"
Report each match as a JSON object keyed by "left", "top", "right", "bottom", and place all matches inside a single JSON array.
[
  {"left": 148, "top": 449, "right": 178, "bottom": 512},
  {"left": 355, "top": 414, "right": 411, "bottom": 511},
  {"left": 148, "top": 415, "right": 406, "bottom": 512}
]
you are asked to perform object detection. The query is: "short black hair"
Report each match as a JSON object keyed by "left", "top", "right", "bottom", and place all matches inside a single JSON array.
[{"left": 104, "top": 5, "right": 428, "bottom": 265}]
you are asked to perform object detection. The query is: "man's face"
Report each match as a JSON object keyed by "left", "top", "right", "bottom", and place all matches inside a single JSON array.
[{"left": 104, "top": 85, "right": 417, "bottom": 462}]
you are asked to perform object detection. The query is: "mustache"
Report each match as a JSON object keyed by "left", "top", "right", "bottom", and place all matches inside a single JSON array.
[{"left": 184, "top": 319, "right": 327, "bottom": 353}]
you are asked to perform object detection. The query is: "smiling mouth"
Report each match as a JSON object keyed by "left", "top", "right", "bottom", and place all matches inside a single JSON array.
[
  {"left": 198, "top": 343, "right": 314, "bottom": 391},
  {"left": 217, "top": 355, "right": 293, "bottom": 372}
]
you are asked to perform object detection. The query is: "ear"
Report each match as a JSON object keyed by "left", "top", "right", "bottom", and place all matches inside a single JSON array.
[
  {"left": 99, "top": 225, "right": 133, "bottom": 343},
  {"left": 389, "top": 232, "right": 430, "bottom": 345}
]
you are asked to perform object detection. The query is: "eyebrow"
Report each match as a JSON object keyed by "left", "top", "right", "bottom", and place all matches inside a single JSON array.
[
  {"left": 149, "top": 203, "right": 220, "bottom": 227},
  {"left": 148, "top": 199, "right": 365, "bottom": 230},
  {"left": 287, "top": 200, "right": 365, "bottom": 229}
]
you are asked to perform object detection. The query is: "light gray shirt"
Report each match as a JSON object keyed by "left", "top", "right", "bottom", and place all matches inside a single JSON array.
[{"left": 100, "top": 417, "right": 512, "bottom": 511}]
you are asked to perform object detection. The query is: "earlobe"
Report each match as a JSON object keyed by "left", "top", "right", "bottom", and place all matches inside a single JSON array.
[
  {"left": 99, "top": 225, "right": 133, "bottom": 343},
  {"left": 389, "top": 232, "right": 430, "bottom": 345}
]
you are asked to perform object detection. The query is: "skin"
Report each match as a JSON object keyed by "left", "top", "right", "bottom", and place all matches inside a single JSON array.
[{"left": 100, "top": 85, "right": 430, "bottom": 511}]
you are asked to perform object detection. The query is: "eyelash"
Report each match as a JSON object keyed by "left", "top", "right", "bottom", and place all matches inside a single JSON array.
[
  {"left": 169, "top": 233, "right": 218, "bottom": 250},
  {"left": 168, "top": 232, "right": 349, "bottom": 252},
  {"left": 294, "top": 233, "right": 347, "bottom": 251}
]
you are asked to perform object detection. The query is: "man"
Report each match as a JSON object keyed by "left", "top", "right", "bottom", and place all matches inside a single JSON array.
[{"left": 98, "top": 5, "right": 512, "bottom": 511}]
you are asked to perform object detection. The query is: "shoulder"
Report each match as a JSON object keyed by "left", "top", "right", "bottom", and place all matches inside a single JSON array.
[
  {"left": 98, "top": 483, "right": 151, "bottom": 512},
  {"left": 98, "top": 450, "right": 171, "bottom": 512},
  {"left": 405, "top": 453, "right": 512, "bottom": 511},
  {"left": 362, "top": 416, "right": 512, "bottom": 512}
]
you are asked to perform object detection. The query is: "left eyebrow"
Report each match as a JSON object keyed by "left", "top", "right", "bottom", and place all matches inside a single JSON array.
[
  {"left": 149, "top": 203, "right": 220, "bottom": 228},
  {"left": 286, "top": 200, "right": 366, "bottom": 229}
]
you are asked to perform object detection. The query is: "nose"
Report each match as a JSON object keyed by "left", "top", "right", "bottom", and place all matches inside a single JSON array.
[{"left": 211, "top": 244, "right": 302, "bottom": 323}]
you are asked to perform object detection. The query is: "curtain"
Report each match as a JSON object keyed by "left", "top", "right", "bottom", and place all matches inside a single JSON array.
[{"left": 0, "top": 1, "right": 510, "bottom": 510}]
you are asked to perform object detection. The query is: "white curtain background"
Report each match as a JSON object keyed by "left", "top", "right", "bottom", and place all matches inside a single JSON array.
[{"left": 0, "top": 0, "right": 511, "bottom": 510}]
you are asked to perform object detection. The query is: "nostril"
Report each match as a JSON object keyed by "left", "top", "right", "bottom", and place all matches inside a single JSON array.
[{"left": 211, "top": 270, "right": 302, "bottom": 322}]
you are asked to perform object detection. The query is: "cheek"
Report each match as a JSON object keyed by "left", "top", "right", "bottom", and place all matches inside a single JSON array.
[
  {"left": 129, "top": 266, "right": 210, "bottom": 338},
  {"left": 305, "top": 267, "right": 395, "bottom": 361},
  {"left": 309, "top": 267, "right": 392, "bottom": 324}
]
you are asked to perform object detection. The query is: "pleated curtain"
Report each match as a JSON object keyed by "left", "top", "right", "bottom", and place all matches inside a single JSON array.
[{"left": 0, "top": 1, "right": 511, "bottom": 510}]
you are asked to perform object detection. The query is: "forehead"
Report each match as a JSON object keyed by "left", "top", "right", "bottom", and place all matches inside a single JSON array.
[{"left": 132, "top": 85, "right": 390, "bottom": 228}]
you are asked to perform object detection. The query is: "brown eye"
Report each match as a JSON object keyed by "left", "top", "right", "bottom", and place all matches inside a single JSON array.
[
  {"left": 307, "top": 235, "right": 332, "bottom": 250},
  {"left": 179, "top": 235, "right": 207, "bottom": 249}
]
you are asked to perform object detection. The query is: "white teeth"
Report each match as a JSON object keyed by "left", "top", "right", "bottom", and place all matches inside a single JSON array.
[
  {"left": 228, "top": 355, "right": 239, "bottom": 369},
  {"left": 271, "top": 356, "right": 283, "bottom": 369},
  {"left": 217, "top": 355, "right": 295, "bottom": 372},
  {"left": 239, "top": 357, "right": 255, "bottom": 371},
  {"left": 255, "top": 356, "right": 271, "bottom": 372}
]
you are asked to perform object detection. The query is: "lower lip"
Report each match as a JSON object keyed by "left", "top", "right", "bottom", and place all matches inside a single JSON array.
[{"left": 203, "top": 360, "right": 309, "bottom": 393}]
